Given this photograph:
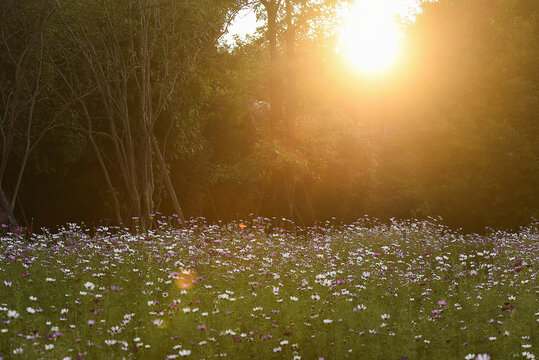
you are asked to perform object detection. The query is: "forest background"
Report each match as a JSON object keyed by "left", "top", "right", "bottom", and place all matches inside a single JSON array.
[{"left": 0, "top": 0, "right": 537, "bottom": 233}]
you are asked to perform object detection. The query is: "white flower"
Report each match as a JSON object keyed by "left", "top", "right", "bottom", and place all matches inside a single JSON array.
[
  {"left": 26, "top": 307, "right": 36, "bottom": 314},
  {"left": 84, "top": 282, "right": 95, "bottom": 290},
  {"left": 273, "top": 346, "right": 282, "bottom": 352},
  {"left": 7, "top": 310, "right": 20, "bottom": 318},
  {"left": 45, "top": 344, "right": 54, "bottom": 350},
  {"left": 475, "top": 354, "right": 490, "bottom": 360},
  {"left": 61, "top": 308, "right": 69, "bottom": 314},
  {"left": 29, "top": 296, "right": 37, "bottom": 301},
  {"left": 179, "top": 349, "right": 191, "bottom": 356},
  {"left": 381, "top": 314, "right": 390, "bottom": 320},
  {"left": 323, "top": 319, "right": 333, "bottom": 324},
  {"left": 522, "top": 351, "right": 535, "bottom": 360},
  {"left": 280, "top": 340, "right": 289, "bottom": 345},
  {"left": 311, "top": 294, "right": 320, "bottom": 301},
  {"left": 290, "top": 296, "right": 298, "bottom": 301},
  {"left": 46, "top": 278, "right": 56, "bottom": 282},
  {"left": 13, "top": 347, "right": 23, "bottom": 354}
]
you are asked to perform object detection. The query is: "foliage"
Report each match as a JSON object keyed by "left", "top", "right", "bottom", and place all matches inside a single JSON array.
[
  {"left": 0, "top": 0, "right": 537, "bottom": 231},
  {"left": 395, "top": 0, "right": 539, "bottom": 230}
]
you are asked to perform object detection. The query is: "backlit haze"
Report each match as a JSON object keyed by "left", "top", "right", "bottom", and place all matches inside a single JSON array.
[{"left": 224, "top": 0, "right": 422, "bottom": 75}]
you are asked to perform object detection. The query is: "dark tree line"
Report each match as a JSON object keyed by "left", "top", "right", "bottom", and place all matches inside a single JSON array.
[{"left": 0, "top": 0, "right": 537, "bottom": 232}]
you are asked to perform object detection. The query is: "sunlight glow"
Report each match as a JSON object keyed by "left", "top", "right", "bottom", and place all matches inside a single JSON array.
[
  {"left": 339, "top": 0, "right": 419, "bottom": 75},
  {"left": 173, "top": 269, "right": 197, "bottom": 290}
]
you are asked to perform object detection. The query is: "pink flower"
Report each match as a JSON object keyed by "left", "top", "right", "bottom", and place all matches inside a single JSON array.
[
  {"left": 437, "top": 300, "right": 447, "bottom": 306},
  {"left": 431, "top": 309, "right": 441, "bottom": 315}
]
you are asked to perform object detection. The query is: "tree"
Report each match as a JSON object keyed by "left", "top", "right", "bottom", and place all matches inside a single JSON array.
[
  {"left": 221, "top": 0, "right": 346, "bottom": 224},
  {"left": 54, "top": 0, "right": 227, "bottom": 225},
  {"left": 396, "top": 0, "right": 539, "bottom": 229},
  {"left": 0, "top": 0, "right": 66, "bottom": 227}
]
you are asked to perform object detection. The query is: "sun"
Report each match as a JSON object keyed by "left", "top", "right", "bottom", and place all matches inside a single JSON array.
[{"left": 338, "top": 0, "right": 416, "bottom": 75}]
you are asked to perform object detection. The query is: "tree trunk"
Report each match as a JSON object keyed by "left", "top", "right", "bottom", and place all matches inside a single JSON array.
[
  {"left": 266, "top": 2, "right": 282, "bottom": 135},
  {"left": 0, "top": 187, "right": 17, "bottom": 227},
  {"left": 284, "top": 0, "right": 298, "bottom": 221},
  {"left": 285, "top": 0, "right": 297, "bottom": 144},
  {"left": 152, "top": 136, "right": 185, "bottom": 221}
]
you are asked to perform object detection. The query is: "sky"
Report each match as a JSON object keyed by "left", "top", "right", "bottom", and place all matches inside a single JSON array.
[{"left": 221, "top": 8, "right": 264, "bottom": 48}]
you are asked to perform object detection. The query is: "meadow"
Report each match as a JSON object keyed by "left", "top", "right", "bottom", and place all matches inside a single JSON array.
[{"left": 0, "top": 217, "right": 537, "bottom": 359}]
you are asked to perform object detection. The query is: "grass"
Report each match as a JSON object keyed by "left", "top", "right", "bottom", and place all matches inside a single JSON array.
[{"left": 0, "top": 217, "right": 537, "bottom": 359}]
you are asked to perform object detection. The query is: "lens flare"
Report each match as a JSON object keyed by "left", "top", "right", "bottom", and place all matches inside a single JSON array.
[{"left": 173, "top": 269, "right": 197, "bottom": 290}]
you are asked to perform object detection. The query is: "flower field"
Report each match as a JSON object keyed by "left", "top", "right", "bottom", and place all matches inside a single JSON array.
[{"left": 0, "top": 217, "right": 537, "bottom": 359}]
